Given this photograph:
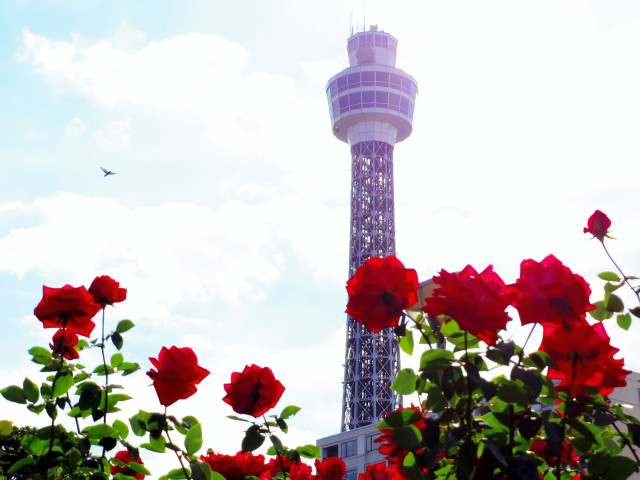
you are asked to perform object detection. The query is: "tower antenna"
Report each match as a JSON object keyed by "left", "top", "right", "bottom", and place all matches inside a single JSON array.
[
  {"left": 350, "top": 7, "right": 353, "bottom": 36},
  {"left": 363, "top": 0, "right": 366, "bottom": 31}
]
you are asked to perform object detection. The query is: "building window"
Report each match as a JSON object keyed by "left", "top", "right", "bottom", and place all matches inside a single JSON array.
[
  {"left": 323, "top": 445, "right": 339, "bottom": 458},
  {"left": 345, "top": 469, "right": 358, "bottom": 480},
  {"left": 365, "top": 433, "right": 380, "bottom": 452},
  {"left": 341, "top": 439, "right": 358, "bottom": 457}
]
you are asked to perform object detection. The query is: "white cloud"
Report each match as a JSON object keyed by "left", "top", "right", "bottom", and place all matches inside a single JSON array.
[
  {"left": 95, "top": 118, "right": 131, "bottom": 147},
  {"left": 0, "top": 194, "right": 282, "bottom": 313},
  {"left": 64, "top": 117, "right": 86, "bottom": 137}
]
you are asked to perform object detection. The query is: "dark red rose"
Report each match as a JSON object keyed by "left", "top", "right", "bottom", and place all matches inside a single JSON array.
[
  {"left": 346, "top": 255, "right": 419, "bottom": 333},
  {"left": 110, "top": 450, "right": 145, "bottom": 480},
  {"left": 530, "top": 439, "right": 579, "bottom": 466},
  {"left": 147, "top": 346, "right": 210, "bottom": 407},
  {"left": 511, "top": 255, "right": 595, "bottom": 331},
  {"left": 49, "top": 329, "right": 79, "bottom": 360},
  {"left": 315, "top": 457, "right": 346, "bottom": 480},
  {"left": 359, "top": 462, "right": 403, "bottom": 480},
  {"left": 265, "top": 456, "right": 312, "bottom": 480},
  {"left": 200, "top": 451, "right": 267, "bottom": 480},
  {"left": 223, "top": 364, "right": 285, "bottom": 417},
  {"left": 34, "top": 285, "right": 102, "bottom": 337},
  {"left": 540, "top": 320, "right": 629, "bottom": 397},
  {"left": 583, "top": 210, "right": 611, "bottom": 241},
  {"left": 89, "top": 275, "right": 127, "bottom": 306},
  {"left": 421, "top": 265, "right": 517, "bottom": 346}
]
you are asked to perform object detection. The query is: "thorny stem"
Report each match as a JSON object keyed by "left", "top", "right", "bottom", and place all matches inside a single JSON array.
[
  {"left": 260, "top": 399, "right": 288, "bottom": 478},
  {"left": 556, "top": 364, "right": 578, "bottom": 480},
  {"left": 601, "top": 241, "right": 640, "bottom": 303},
  {"left": 464, "top": 331, "right": 473, "bottom": 441},
  {"left": 44, "top": 324, "right": 67, "bottom": 479},
  {"left": 165, "top": 407, "right": 191, "bottom": 480},
  {"left": 67, "top": 392, "right": 80, "bottom": 434},
  {"left": 100, "top": 307, "right": 109, "bottom": 463},
  {"left": 100, "top": 307, "right": 109, "bottom": 425},
  {"left": 611, "top": 421, "right": 640, "bottom": 468}
]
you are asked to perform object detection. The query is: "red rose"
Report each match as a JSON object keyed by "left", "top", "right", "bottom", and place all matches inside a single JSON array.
[
  {"left": 530, "top": 439, "right": 579, "bottom": 466},
  {"left": 49, "top": 329, "right": 79, "bottom": 360},
  {"left": 540, "top": 320, "right": 629, "bottom": 397},
  {"left": 110, "top": 450, "right": 145, "bottom": 480},
  {"left": 511, "top": 255, "right": 595, "bottom": 331},
  {"left": 583, "top": 210, "right": 611, "bottom": 241},
  {"left": 263, "top": 456, "right": 313, "bottom": 480},
  {"left": 200, "top": 451, "right": 267, "bottom": 480},
  {"left": 421, "top": 265, "right": 517, "bottom": 346},
  {"left": 34, "top": 285, "right": 102, "bottom": 337},
  {"left": 89, "top": 275, "right": 127, "bottom": 306},
  {"left": 147, "top": 346, "right": 210, "bottom": 407},
  {"left": 346, "top": 256, "right": 419, "bottom": 333},
  {"left": 359, "top": 462, "right": 403, "bottom": 480},
  {"left": 223, "top": 364, "right": 285, "bottom": 417},
  {"left": 315, "top": 457, "right": 346, "bottom": 480}
]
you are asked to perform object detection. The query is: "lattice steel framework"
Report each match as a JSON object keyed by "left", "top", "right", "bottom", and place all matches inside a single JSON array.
[{"left": 341, "top": 140, "right": 402, "bottom": 431}]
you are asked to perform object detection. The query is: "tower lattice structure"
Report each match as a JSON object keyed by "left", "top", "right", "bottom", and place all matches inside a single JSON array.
[{"left": 326, "top": 27, "right": 418, "bottom": 431}]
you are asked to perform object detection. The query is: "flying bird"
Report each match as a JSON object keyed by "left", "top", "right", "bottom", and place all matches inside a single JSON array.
[{"left": 100, "top": 167, "right": 116, "bottom": 177}]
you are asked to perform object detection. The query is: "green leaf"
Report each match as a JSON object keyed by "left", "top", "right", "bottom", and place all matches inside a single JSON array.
[
  {"left": 82, "top": 424, "right": 120, "bottom": 440},
  {"left": 22, "top": 378, "right": 40, "bottom": 403},
  {"left": 226, "top": 415, "right": 251, "bottom": 422},
  {"left": 190, "top": 460, "right": 213, "bottom": 480},
  {"left": 28, "top": 346, "right": 52, "bottom": 365},
  {"left": 270, "top": 434, "right": 284, "bottom": 454},
  {"left": 125, "top": 462, "right": 152, "bottom": 476},
  {"left": 391, "top": 425, "right": 422, "bottom": 452},
  {"left": 378, "top": 408, "right": 424, "bottom": 428},
  {"left": 21, "top": 434, "right": 43, "bottom": 455},
  {"left": 276, "top": 417, "right": 288, "bottom": 433},
  {"left": 116, "top": 319, "right": 135, "bottom": 333},
  {"left": 605, "top": 294, "right": 624, "bottom": 313},
  {"left": 52, "top": 372, "right": 74, "bottom": 397},
  {"left": 419, "top": 348, "right": 454, "bottom": 372},
  {"left": 0, "top": 420, "right": 13, "bottom": 436},
  {"left": 617, "top": 313, "right": 632, "bottom": 331},
  {"left": 296, "top": 444, "right": 321, "bottom": 459},
  {"left": 1, "top": 385, "right": 26, "bottom": 404},
  {"left": 6, "top": 455, "right": 35, "bottom": 474},
  {"left": 185, "top": 423, "right": 203, "bottom": 455},
  {"left": 398, "top": 330, "right": 414, "bottom": 355},
  {"left": 113, "top": 419, "right": 129, "bottom": 440},
  {"left": 241, "top": 426, "right": 265, "bottom": 453},
  {"left": 111, "top": 353, "right": 124, "bottom": 368},
  {"left": 279, "top": 405, "right": 301, "bottom": 420},
  {"left": 161, "top": 469, "right": 190, "bottom": 479},
  {"left": 589, "top": 301, "right": 614, "bottom": 321},
  {"left": 598, "top": 271, "right": 621, "bottom": 282},
  {"left": 391, "top": 368, "right": 418, "bottom": 395},
  {"left": 630, "top": 306, "right": 640, "bottom": 319},
  {"left": 141, "top": 434, "right": 166, "bottom": 453},
  {"left": 112, "top": 332, "right": 124, "bottom": 350}
]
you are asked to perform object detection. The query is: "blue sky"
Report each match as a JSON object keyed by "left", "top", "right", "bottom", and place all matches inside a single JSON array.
[{"left": 1, "top": 0, "right": 640, "bottom": 475}]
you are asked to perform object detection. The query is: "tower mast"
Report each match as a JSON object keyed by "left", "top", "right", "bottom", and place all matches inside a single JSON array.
[{"left": 325, "top": 27, "right": 418, "bottom": 431}]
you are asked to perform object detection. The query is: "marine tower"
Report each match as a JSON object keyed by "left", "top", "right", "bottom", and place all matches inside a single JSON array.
[{"left": 327, "top": 26, "right": 418, "bottom": 432}]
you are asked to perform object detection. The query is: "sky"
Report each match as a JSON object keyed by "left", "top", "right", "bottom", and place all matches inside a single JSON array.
[{"left": 1, "top": 0, "right": 640, "bottom": 476}]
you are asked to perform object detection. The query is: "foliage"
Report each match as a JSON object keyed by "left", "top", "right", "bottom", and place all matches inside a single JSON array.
[{"left": 0, "top": 210, "right": 639, "bottom": 480}]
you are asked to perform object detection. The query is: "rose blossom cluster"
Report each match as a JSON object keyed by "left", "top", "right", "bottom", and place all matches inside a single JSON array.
[
  {"left": 346, "top": 210, "right": 629, "bottom": 399},
  {"left": 199, "top": 452, "right": 346, "bottom": 480},
  {"left": 34, "top": 276, "right": 126, "bottom": 359}
]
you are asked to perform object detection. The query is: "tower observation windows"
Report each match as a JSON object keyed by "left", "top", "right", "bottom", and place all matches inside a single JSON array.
[
  {"left": 334, "top": 90, "right": 414, "bottom": 116},
  {"left": 327, "top": 71, "right": 416, "bottom": 96}
]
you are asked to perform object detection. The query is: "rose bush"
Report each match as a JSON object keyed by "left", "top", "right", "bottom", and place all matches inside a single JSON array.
[{"left": 1, "top": 209, "right": 639, "bottom": 480}]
